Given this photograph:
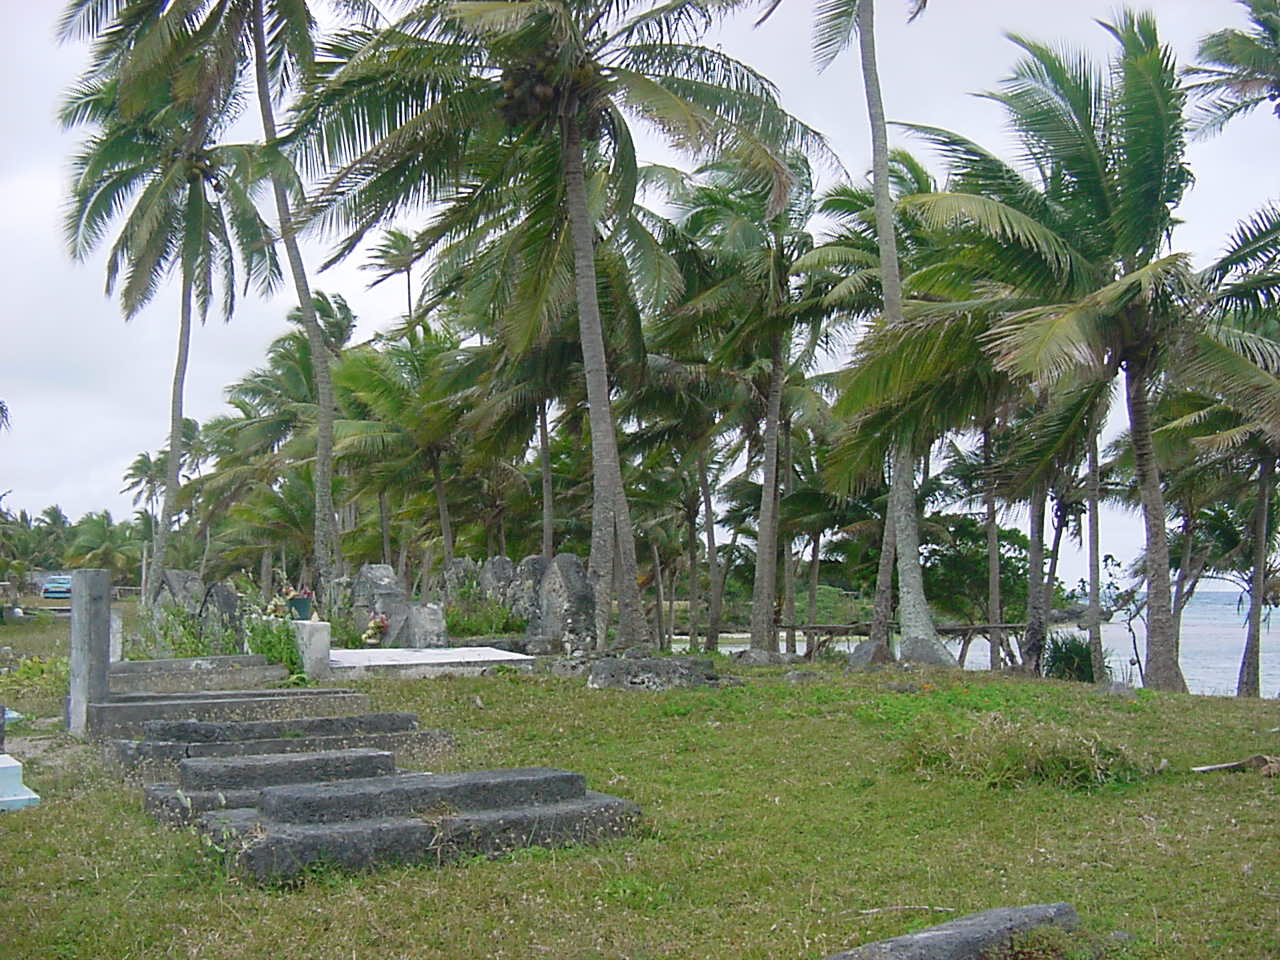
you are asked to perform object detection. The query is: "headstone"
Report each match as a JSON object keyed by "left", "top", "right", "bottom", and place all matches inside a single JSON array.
[
  {"left": 156, "top": 569, "right": 204, "bottom": 611},
  {"left": 513, "top": 555, "right": 547, "bottom": 641},
  {"left": 405, "top": 604, "right": 446, "bottom": 648},
  {"left": 200, "top": 581, "right": 243, "bottom": 641},
  {"left": 443, "top": 557, "right": 479, "bottom": 596},
  {"left": 846, "top": 640, "right": 896, "bottom": 671},
  {"left": 898, "top": 634, "right": 960, "bottom": 668},
  {"left": 292, "top": 621, "right": 332, "bottom": 679},
  {"left": 109, "top": 610, "right": 123, "bottom": 663},
  {"left": 479, "top": 557, "right": 516, "bottom": 605},
  {"left": 68, "top": 569, "right": 111, "bottom": 738},
  {"left": 587, "top": 657, "right": 718, "bottom": 691},
  {"left": 535, "top": 554, "right": 595, "bottom": 655},
  {"left": 352, "top": 564, "right": 407, "bottom": 615}
]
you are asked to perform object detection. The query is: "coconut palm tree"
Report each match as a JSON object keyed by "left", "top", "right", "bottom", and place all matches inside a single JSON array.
[
  {"left": 62, "top": 68, "right": 280, "bottom": 603},
  {"left": 1190, "top": 0, "right": 1280, "bottom": 136},
  {"left": 293, "top": 1, "right": 827, "bottom": 648}
]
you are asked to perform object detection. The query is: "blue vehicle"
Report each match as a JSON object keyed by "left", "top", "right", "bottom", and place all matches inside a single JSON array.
[{"left": 41, "top": 576, "right": 72, "bottom": 600}]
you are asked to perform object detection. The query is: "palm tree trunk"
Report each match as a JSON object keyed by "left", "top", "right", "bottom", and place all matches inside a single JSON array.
[
  {"left": 891, "top": 444, "right": 942, "bottom": 654},
  {"left": 1024, "top": 479, "right": 1048, "bottom": 672},
  {"left": 983, "top": 424, "right": 1003, "bottom": 670},
  {"left": 651, "top": 540, "right": 667, "bottom": 650},
  {"left": 379, "top": 492, "right": 392, "bottom": 565},
  {"left": 1125, "top": 358, "right": 1188, "bottom": 692},
  {"left": 1086, "top": 430, "right": 1105, "bottom": 682},
  {"left": 781, "top": 420, "right": 797, "bottom": 654},
  {"left": 1239, "top": 452, "right": 1273, "bottom": 697},
  {"left": 1045, "top": 502, "right": 1067, "bottom": 612},
  {"left": 250, "top": 0, "right": 340, "bottom": 604},
  {"left": 686, "top": 511, "right": 701, "bottom": 652},
  {"left": 698, "top": 450, "right": 722, "bottom": 651},
  {"left": 147, "top": 261, "right": 194, "bottom": 604},
  {"left": 431, "top": 455, "right": 454, "bottom": 568},
  {"left": 539, "top": 401, "right": 555, "bottom": 561},
  {"left": 869, "top": 500, "right": 897, "bottom": 654},
  {"left": 749, "top": 333, "right": 786, "bottom": 651},
  {"left": 807, "top": 531, "right": 821, "bottom": 653},
  {"left": 562, "top": 107, "right": 647, "bottom": 649}
]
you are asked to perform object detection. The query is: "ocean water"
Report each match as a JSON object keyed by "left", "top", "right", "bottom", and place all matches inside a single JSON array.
[{"left": 963, "top": 590, "right": 1280, "bottom": 697}]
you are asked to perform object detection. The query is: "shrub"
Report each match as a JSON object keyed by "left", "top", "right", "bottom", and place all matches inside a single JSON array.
[
  {"left": 0, "top": 655, "right": 70, "bottom": 716},
  {"left": 1043, "top": 632, "right": 1106, "bottom": 683},
  {"left": 905, "top": 715, "right": 1149, "bottom": 790},
  {"left": 244, "top": 615, "right": 303, "bottom": 677},
  {"left": 445, "top": 586, "right": 526, "bottom": 637},
  {"left": 128, "top": 604, "right": 240, "bottom": 660}
]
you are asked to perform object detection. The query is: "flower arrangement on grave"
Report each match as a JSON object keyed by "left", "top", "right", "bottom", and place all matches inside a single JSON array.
[{"left": 361, "top": 613, "right": 390, "bottom": 645}]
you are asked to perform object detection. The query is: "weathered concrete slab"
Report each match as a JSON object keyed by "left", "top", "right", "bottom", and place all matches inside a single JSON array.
[
  {"left": 142, "top": 712, "right": 420, "bottom": 743},
  {"left": 144, "top": 783, "right": 260, "bottom": 825},
  {"left": 87, "top": 689, "right": 372, "bottom": 739},
  {"left": 178, "top": 748, "right": 395, "bottom": 791},
  {"left": 259, "top": 767, "right": 586, "bottom": 824},
  {"left": 203, "top": 791, "right": 640, "bottom": 883},
  {"left": 328, "top": 646, "right": 533, "bottom": 679},
  {"left": 110, "top": 662, "right": 289, "bottom": 695},
  {"left": 587, "top": 657, "right": 718, "bottom": 691},
  {"left": 824, "top": 903, "right": 1079, "bottom": 960}
]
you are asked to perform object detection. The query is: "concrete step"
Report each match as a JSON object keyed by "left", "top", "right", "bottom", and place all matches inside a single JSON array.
[
  {"left": 110, "top": 663, "right": 290, "bottom": 695},
  {"left": 178, "top": 748, "right": 395, "bottom": 791},
  {"left": 258, "top": 767, "right": 587, "bottom": 824},
  {"left": 141, "top": 712, "right": 421, "bottom": 743},
  {"left": 144, "top": 783, "right": 262, "bottom": 825},
  {"left": 112, "top": 655, "right": 271, "bottom": 672},
  {"left": 107, "top": 729, "right": 454, "bottom": 773},
  {"left": 201, "top": 791, "right": 641, "bottom": 882},
  {"left": 87, "top": 689, "right": 371, "bottom": 738}
]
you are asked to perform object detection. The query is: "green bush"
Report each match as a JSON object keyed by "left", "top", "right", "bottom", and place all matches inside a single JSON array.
[
  {"left": 445, "top": 587, "right": 527, "bottom": 637},
  {"left": 1044, "top": 632, "right": 1105, "bottom": 683},
  {"left": 128, "top": 604, "right": 240, "bottom": 660},
  {"left": 0, "top": 655, "right": 70, "bottom": 717},
  {"left": 905, "top": 715, "right": 1149, "bottom": 790},
  {"left": 244, "top": 615, "right": 304, "bottom": 677}
]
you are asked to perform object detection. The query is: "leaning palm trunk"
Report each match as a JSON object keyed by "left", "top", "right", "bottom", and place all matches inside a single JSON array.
[
  {"left": 250, "top": 0, "right": 340, "bottom": 603},
  {"left": 1086, "top": 430, "right": 1106, "bottom": 682},
  {"left": 148, "top": 262, "right": 194, "bottom": 605},
  {"left": 562, "top": 108, "right": 647, "bottom": 649},
  {"left": 749, "top": 333, "right": 786, "bottom": 650},
  {"left": 1125, "top": 357, "right": 1188, "bottom": 692},
  {"left": 431, "top": 455, "right": 455, "bottom": 568},
  {"left": 890, "top": 444, "right": 942, "bottom": 654},
  {"left": 983, "top": 425, "right": 1003, "bottom": 670},
  {"left": 698, "top": 451, "right": 723, "bottom": 651},
  {"left": 1239, "top": 453, "right": 1273, "bottom": 697}
]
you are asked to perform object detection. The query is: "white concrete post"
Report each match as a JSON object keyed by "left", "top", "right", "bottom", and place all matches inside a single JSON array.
[
  {"left": 69, "top": 569, "right": 111, "bottom": 738},
  {"left": 291, "top": 620, "right": 332, "bottom": 680}
]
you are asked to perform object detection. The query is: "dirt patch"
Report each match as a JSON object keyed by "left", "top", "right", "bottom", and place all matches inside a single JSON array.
[{"left": 7, "top": 734, "right": 94, "bottom": 770}]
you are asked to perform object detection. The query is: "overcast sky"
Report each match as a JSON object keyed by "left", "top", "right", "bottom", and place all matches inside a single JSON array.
[{"left": 1, "top": 1, "right": 1274, "bottom": 586}]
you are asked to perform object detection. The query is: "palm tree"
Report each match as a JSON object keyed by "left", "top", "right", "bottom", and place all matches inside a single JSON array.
[
  {"left": 362, "top": 228, "right": 422, "bottom": 324},
  {"left": 58, "top": 0, "right": 378, "bottom": 607},
  {"left": 295, "top": 1, "right": 826, "bottom": 647},
  {"left": 1190, "top": 0, "right": 1280, "bottom": 136},
  {"left": 62, "top": 68, "right": 279, "bottom": 603}
]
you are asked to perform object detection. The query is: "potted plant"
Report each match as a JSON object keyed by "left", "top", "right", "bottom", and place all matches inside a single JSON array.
[{"left": 283, "top": 586, "right": 315, "bottom": 621}]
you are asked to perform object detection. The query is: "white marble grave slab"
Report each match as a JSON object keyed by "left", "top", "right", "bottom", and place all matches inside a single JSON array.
[{"left": 328, "top": 646, "right": 534, "bottom": 679}]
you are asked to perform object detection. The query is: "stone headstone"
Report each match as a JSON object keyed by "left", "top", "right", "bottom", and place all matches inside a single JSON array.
[
  {"left": 536, "top": 554, "right": 595, "bottom": 655},
  {"left": 513, "top": 555, "right": 547, "bottom": 640},
  {"left": 823, "top": 902, "right": 1078, "bottom": 960},
  {"left": 443, "top": 557, "right": 479, "bottom": 597},
  {"left": 846, "top": 640, "right": 896, "bottom": 671},
  {"left": 109, "top": 610, "right": 123, "bottom": 663},
  {"left": 898, "top": 634, "right": 960, "bottom": 668},
  {"left": 200, "top": 581, "right": 243, "bottom": 642},
  {"left": 352, "top": 564, "right": 407, "bottom": 613},
  {"left": 587, "top": 657, "right": 718, "bottom": 691},
  {"left": 405, "top": 604, "right": 446, "bottom": 649},
  {"left": 156, "top": 569, "right": 204, "bottom": 612},
  {"left": 479, "top": 556, "right": 516, "bottom": 605}
]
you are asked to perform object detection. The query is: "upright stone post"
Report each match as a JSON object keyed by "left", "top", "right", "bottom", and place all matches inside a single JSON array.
[
  {"left": 69, "top": 569, "right": 111, "bottom": 738},
  {"left": 291, "top": 620, "right": 332, "bottom": 681}
]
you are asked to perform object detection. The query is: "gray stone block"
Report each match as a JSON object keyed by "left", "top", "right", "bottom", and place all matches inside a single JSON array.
[
  {"left": 406, "top": 604, "right": 446, "bottom": 648},
  {"left": 536, "top": 554, "right": 594, "bottom": 655},
  {"left": 259, "top": 767, "right": 586, "bottom": 824},
  {"left": 824, "top": 903, "right": 1079, "bottom": 959},
  {"left": 847, "top": 640, "right": 897, "bottom": 671},
  {"left": 479, "top": 557, "right": 516, "bottom": 604},
  {"left": 144, "top": 783, "right": 261, "bottom": 825},
  {"left": 69, "top": 569, "right": 111, "bottom": 737},
  {"left": 587, "top": 657, "right": 718, "bottom": 691},
  {"left": 178, "top": 748, "right": 395, "bottom": 791},
  {"left": 731, "top": 649, "right": 804, "bottom": 667},
  {"left": 898, "top": 635, "right": 960, "bottom": 668}
]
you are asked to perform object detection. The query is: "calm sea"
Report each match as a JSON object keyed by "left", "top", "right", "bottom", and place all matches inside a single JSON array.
[{"left": 963, "top": 590, "right": 1280, "bottom": 697}]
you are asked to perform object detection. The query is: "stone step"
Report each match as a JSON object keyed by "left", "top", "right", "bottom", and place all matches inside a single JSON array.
[
  {"left": 201, "top": 791, "right": 641, "bottom": 882},
  {"left": 258, "top": 767, "right": 587, "bottom": 824},
  {"left": 107, "top": 729, "right": 454, "bottom": 772},
  {"left": 143, "top": 783, "right": 262, "bottom": 825},
  {"left": 141, "top": 712, "right": 421, "bottom": 744},
  {"left": 111, "top": 655, "right": 271, "bottom": 673},
  {"left": 178, "top": 748, "right": 395, "bottom": 791},
  {"left": 86, "top": 689, "right": 371, "bottom": 738},
  {"left": 110, "top": 664, "right": 290, "bottom": 695}
]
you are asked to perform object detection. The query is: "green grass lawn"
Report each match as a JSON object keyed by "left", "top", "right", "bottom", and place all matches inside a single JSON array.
[{"left": 1, "top": 618, "right": 1277, "bottom": 959}]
